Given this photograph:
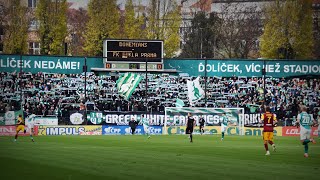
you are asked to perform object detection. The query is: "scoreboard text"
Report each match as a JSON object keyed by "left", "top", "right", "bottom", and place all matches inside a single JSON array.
[
  {"left": 103, "top": 40, "right": 163, "bottom": 63},
  {"left": 105, "top": 63, "right": 163, "bottom": 70}
]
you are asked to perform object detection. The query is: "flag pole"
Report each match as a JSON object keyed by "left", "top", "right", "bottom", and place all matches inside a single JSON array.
[{"left": 204, "top": 58, "right": 207, "bottom": 107}]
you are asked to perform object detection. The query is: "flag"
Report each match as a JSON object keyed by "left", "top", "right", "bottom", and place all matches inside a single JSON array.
[
  {"left": 116, "top": 73, "right": 142, "bottom": 100},
  {"left": 187, "top": 77, "right": 204, "bottom": 106},
  {"left": 176, "top": 98, "right": 185, "bottom": 107}
]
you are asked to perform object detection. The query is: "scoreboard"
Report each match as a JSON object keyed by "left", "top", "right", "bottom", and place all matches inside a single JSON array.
[
  {"left": 105, "top": 63, "right": 163, "bottom": 70},
  {"left": 103, "top": 39, "right": 163, "bottom": 63}
]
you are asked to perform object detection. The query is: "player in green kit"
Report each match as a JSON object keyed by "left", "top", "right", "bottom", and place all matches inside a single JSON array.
[
  {"left": 296, "top": 106, "right": 316, "bottom": 158},
  {"left": 221, "top": 113, "right": 229, "bottom": 141},
  {"left": 141, "top": 115, "right": 151, "bottom": 139}
]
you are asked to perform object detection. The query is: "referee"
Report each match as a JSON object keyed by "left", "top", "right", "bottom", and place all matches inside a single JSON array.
[
  {"left": 199, "top": 115, "right": 205, "bottom": 135},
  {"left": 129, "top": 117, "right": 138, "bottom": 135},
  {"left": 186, "top": 113, "right": 195, "bottom": 142}
]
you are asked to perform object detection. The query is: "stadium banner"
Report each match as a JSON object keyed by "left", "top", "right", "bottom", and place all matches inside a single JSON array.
[
  {"left": 25, "top": 115, "right": 58, "bottom": 126},
  {"left": 242, "top": 113, "right": 261, "bottom": 126},
  {"left": 282, "top": 127, "right": 318, "bottom": 136},
  {"left": 164, "top": 59, "right": 320, "bottom": 77},
  {"left": 0, "top": 110, "right": 23, "bottom": 125},
  {"left": 165, "top": 126, "right": 282, "bottom": 136},
  {"left": 0, "top": 125, "right": 38, "bottom": 136},
  {"left": 102, "top": 125, "right": 162, "bottom": 135},
  {"left": 0, "top": 55, "right": 103, "bottom": 74},
  {"left": 87, "top": 112, "right": 165, "bottom": 125},
  {"left": 86, "top": 111, "right": 262, "bottom": 127},
  {"left": 1, "top": 55, "right": 319, "bottom": 77},
  {"left": 70, "top": 113, "right": 84, "bottom": 125},
  {"left": 37, "top": 125, "right": 102, "bottom": 136}
]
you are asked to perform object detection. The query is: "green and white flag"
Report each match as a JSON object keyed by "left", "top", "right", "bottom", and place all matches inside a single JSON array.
[
  {"left": 176, "top": 98, "right": 185, "bottom": 107},
  {"left": 116, "top": 73, "right": 142, "bottom": 100},
  {"left": 187, "top": 77, "right": 204, "bottom": 106}
]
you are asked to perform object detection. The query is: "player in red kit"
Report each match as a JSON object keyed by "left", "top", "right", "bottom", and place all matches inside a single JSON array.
[{"left": 261, "top": 106, "right": 277, "bottom": 155}]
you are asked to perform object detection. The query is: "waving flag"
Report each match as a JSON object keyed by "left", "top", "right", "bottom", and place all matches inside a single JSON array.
[
  {"left": 116, "top": 73, "right": 142, "bottom": 100},
  {"left": 176, "top": 98, "right": 185, "bottom": 107},
  {"left": 187, "top": 77, "right": 204, "bottom": 106}
]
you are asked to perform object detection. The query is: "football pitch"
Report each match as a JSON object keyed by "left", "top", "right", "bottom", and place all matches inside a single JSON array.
[{"left": 0, "top": 135, "right": 319, "bottom": 180}]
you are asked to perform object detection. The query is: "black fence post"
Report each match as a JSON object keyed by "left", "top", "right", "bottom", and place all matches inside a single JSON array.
[
  {"left": 262, "top": 59, "right": 266, "bottom": 110},
  {"left": 84, "top": 57, "right": 87, "bottom": 124},
  {"left": 145, "top": 57, "right": 148, "bottom": 112}
]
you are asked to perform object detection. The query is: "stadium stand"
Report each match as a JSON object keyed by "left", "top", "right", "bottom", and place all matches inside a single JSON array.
[{"left": 0, "top": 71, "right": 319, "bottom": 125}]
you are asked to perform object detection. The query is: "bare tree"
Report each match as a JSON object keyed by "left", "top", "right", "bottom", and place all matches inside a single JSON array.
[
  {"left": 67, "top": 8, "right": 88, "bottom": 56},
  {"left": 215, "top": 2, "right": 262, "bottom": 59}
]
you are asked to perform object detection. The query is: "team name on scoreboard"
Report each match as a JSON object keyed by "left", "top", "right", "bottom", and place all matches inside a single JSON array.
[
  {"left": 119, "top": 42, "right": 147, "bottom": 48},
  {"left": 111, "top": 51, "right": 158, "bottom": 58},
  {"left": 103, "top": 39, "right": 163, "bottom": 63}
]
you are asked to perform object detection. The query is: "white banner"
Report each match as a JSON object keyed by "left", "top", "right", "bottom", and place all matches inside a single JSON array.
[
  {"left": 26, "top": 115, "right": 58, "bottom": 126},
  {"left": 70, "top": 113, "right": 84, "bottom": 125},
  {"left": 5, "top": 111, "right": 16, "bottom": 125},
  {"left": 187, "top": 77, "right": 204, "bottom": 106}
]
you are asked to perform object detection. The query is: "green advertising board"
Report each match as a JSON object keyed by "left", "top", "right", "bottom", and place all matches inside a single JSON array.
[
  {"left": 0, "top": 54, "right": 319, "bottom": 77},
  {"left": 0, "top": 55, "right": 104, "bottom": 74},
  {"left": 164, "top": 59, "right": 320, "bottom": 78}
]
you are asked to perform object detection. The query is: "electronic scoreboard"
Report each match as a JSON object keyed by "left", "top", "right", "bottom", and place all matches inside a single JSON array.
[{"left": 103, "top": 39, "right": 163, "bottom": 70}]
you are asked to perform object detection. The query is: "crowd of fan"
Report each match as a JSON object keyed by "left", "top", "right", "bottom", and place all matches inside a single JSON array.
[{"left": 0, "top": 71, "right": 319, "bottom": 122}]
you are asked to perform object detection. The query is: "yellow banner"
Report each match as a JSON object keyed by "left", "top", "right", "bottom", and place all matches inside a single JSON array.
[
  {"left": 243, "top": 127, "right": 282, "bottom": 136},
  {"left": 37, "top": 125, "right": 102, "bottom": 136},
  {"left": 165, "top": 126, "right": 282, "bottom": 136}
]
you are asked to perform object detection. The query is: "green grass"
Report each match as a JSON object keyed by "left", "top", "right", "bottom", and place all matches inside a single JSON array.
[{"left": 0, "top": 135, "right": 319, "bottom": 180}]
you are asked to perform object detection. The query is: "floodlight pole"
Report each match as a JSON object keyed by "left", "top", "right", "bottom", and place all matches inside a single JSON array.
[
  {"left": 204, "top": 58, "right": 207, "bottom": 107},
  {"left": 20, "top": 54, "right": 23, "bottom": 104},
  {"left": 84, "top": 57, "right": 87, "bottom": 102},
  {"left": 263, "top": 60, "right": 266, "bottom": 110},
  {"left": 145, "top": 57, "right": 148, "bottom": 113},
  {"left": 200, "top": 28, "right": 203, "bottom": 59}
]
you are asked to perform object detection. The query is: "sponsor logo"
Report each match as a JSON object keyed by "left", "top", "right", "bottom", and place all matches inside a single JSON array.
[
  {"left": 70, "top": 113, "right": 84, "bottom": 125},
  {"left": 46, "top": 127, "right": 85, "bottom": 135},
  {"left": 282, "top": 127, "right": 317, "bottom": 136},
  {"left": 38, "top": 126, "right": 102, "bottom": 136},
  {"left": 0, "top": 126, "right": 15, "bottom": 134},
  {"left": 124, "top": 127, "right": 142, "bottom": 135},
  {"left": 0, "top": 126, "right": 38, "bottom": 136},
  {"left": 166, "top": 126, "right": 221, "bottom": 135},
  {"left": 104, "top": 127, "right": 121, "bottom": 134},
  {"left": 165, "top": 126, "right": 282, "bottom": 136},
  {"left": 148, "top": 127, "right": 162, "bottom": 134},
  {"left": 102, "top": 125, "right": 162, "bottom": 135}
]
